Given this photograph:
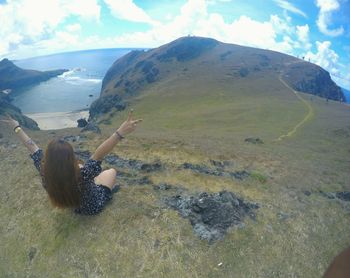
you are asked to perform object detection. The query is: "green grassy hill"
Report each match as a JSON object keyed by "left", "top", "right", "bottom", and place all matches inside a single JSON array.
[{"left": 0, "top": 37, "right": 349, "bottom": 277}]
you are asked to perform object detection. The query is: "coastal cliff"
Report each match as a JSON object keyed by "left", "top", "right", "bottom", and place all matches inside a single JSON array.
[{"left": 0, "top": 92, "right": 39, "bottom": 129}]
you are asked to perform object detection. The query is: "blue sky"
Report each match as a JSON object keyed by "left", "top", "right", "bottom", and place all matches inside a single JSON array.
[{"left": 0, "top": 0, "right": 349, "bottom": 89}]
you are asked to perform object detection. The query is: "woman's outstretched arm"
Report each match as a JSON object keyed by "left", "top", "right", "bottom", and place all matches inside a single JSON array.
[
  {"left": 0, "top": 115, "right": 39, "bottom": 154},
  {"left": 91, "top": 109, "right": 143, "bottom": 161}
]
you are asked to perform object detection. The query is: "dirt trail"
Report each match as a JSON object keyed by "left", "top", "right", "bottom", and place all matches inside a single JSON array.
[{"left": 275, "top": 63, "right": 314, "bottom": 141}]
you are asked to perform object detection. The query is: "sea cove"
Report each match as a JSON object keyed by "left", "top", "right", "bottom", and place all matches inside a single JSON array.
[{"left": 11, "top": 48, "right": 135, "bottom": 128}]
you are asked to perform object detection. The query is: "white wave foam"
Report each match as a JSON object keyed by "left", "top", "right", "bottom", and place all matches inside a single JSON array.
[
  {"left": 65, "top": 76, "right": 102, "bottom": 84},
  {"left": 58, "top": 67, "right": 87, "bottom": 78},
  {"left": 58, "top": 69, "right": 75, "bottom": 78},
  {"left": 58, "top": 69, "right": 101, "bottom": 84}
]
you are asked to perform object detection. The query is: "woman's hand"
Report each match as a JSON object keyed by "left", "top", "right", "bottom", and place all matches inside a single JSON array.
[
  {"left": 0, "top": 114, "right": 19, "bottom": 130},
  {"left": 0, "top": 113, "right": 39, "bottom": 154},
  {"left": 117, "top": 109, "right": 143, "bottom": 137},
  {"left": 91, "top": 109, "right": 143, "bottom": 161}
]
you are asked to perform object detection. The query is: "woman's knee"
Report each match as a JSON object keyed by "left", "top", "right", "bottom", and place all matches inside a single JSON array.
[
  {"left": 94, "top": 168, "right": 117, "bottom": 188},
  {"left": 105, "top": 168, "right": 117, "bottom": 182},
  {"left": 108, "top": 168, "right": 117, "bottom": 175}
]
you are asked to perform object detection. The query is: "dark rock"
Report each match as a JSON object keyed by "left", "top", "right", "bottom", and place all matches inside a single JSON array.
[
  {"left": 105, "top": 154, "right": 163, "bottom": 172},
  {"left": 245, "top": 137, "right": 264, "bottom": 144},
  {"left": 116, "top": 170, "right": 137, "bottom": 178},
  {"left": 239, "top": 67, "right": 249, "bottom": 77},
  {"left": 77, "top": 118, "right": 88, "bottom": 128},
  {"left": 0, "top": 133, "right": 3, "bottom": 139},
  {"left": 319, "top": 191, "right": 336, "bottom": 199},
  {"left": 154, "top": 239, "right": 160, "bottom": 248},
  {"left": 180, "top": 162, "right": 250, "bottom": 180},
  {"left": 111, "top": 185, "right": 120, "bottom": 194},
  {"left": 153, "top": 183, "right": 187, "bottom": 195},
  {"left": 335, "top": 192, "right": 350, "bottom": 202},
  {"left": 210, "top": 159, "right": 230, "bottom": 169},
  {"left": 229, "top": 170, "right": 250, "bottom": 180},
  {"left": 320, "top": 190, "right": 350, "bottom": 203},
  {"left": 153, "top": 183, "right": 173, "bottom": 191},
  {"left": 81, "top": 122, "right": 101, "bottom": 134},
  {"left": 181, "top": 162, "right": 224, "bottom": 176},
  {"left": 89, "top": 94, "right": 126, "bottom": 119},
  {"left": 165, "top": 190, "right": 259, "bottom": 243},
  {"left": 140, "top": 162, "right": 162, "bottom": 172},
  {"left": 277, "top": 212, "right": 290, "bottom": 221},
  {"left": 89, "top": 94, "right": 93, "bottom": 97},
  {"left": 303, "top": 190, "right": 311, "bottom": 196},
  {"left": 63, "top": 135, "right": 86, "bottom": 143},
  {"left": 28, "top": 247, "right": 37, "bottom": 262},
  {"left": 139, "top": 176, "right": 152, "bottom": 185}
]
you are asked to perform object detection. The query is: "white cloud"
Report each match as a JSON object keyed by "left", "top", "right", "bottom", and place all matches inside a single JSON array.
[
  {"left": 0, "top": 0, "right": 100, "bottom": 57},
  {"left": 66, "top": 24, "right": 82, "bottom": 32},
  {"left": 0, "top": 0, "right": 314, "bottom": 61},
  {"left": 111, "top": 0, "right": 304, "bottom": 56},
  {"left": 103, "top": 0, "right": 158, "bottom": 25},
  {"left": 296, "top": 24, "right": 312, "bottom": 50},
  {"left": 305, "top": 41, "right": 339, "bottom": 75},
  {"left": 274, "top": 0, "right": 307, "bottom": 18},
  {"left": 316, "top": 0, "right": 344, "bottom": 36},
  {"left": 270, "top": 14, "right": 294, "bottom": 34}
]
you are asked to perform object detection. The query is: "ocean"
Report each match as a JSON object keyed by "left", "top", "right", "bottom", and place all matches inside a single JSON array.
[{"left": 12, "top": 48, "right": 135, "bottom": 113}]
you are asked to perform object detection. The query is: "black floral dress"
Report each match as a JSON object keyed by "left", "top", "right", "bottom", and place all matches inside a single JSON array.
[{"left": 30, "top": 149, "right": 112, "bottom": 215}]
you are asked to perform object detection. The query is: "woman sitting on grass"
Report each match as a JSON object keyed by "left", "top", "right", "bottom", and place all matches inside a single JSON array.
[{"left": 1, "top": 110, "right": 142, "bottom": 215}]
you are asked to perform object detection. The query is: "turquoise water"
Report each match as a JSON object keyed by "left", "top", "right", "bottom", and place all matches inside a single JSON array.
[{"left": 12, "top": 48, "right": 135, "bottom": 113}]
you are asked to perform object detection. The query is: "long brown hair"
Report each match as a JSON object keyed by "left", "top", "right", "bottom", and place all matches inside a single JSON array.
[{"left": 43, "top": 139, "right": 81, "bottom": 208}]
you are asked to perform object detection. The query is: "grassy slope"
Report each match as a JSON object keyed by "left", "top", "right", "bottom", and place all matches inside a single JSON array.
[{"left": 1, "top": 55, "right": 350, "bottom": 277}]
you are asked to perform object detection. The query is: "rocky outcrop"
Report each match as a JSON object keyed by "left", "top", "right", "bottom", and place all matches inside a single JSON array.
[
  {"left": 80, "top": 122, "right": 101, "bottom": 134},
  {"left": 0, "top": 58, "right": 68, "bottom": 90},
  {"left": 284, "top": 62, "right": 344, "bottom": 101},
  {"left": 0, "top": 92, "right": 38, "bottom": 130},
  {"left": 89, "top": 94, "right": 126, "bottom": 120},
  {"left": 180, "top": 162, "right": 250, "bottom": 180},
  {"left": 166, "top": 191, "right": 259, "bottom": 243}
]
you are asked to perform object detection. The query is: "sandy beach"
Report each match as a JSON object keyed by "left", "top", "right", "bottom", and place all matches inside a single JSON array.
[{"left": 26, "top": 110, "right": 89, "bottom": 130}]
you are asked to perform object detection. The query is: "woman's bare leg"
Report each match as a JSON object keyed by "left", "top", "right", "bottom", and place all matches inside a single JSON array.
[{"left": 94, "top": 168, "right": 117, "bottom": 190}]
